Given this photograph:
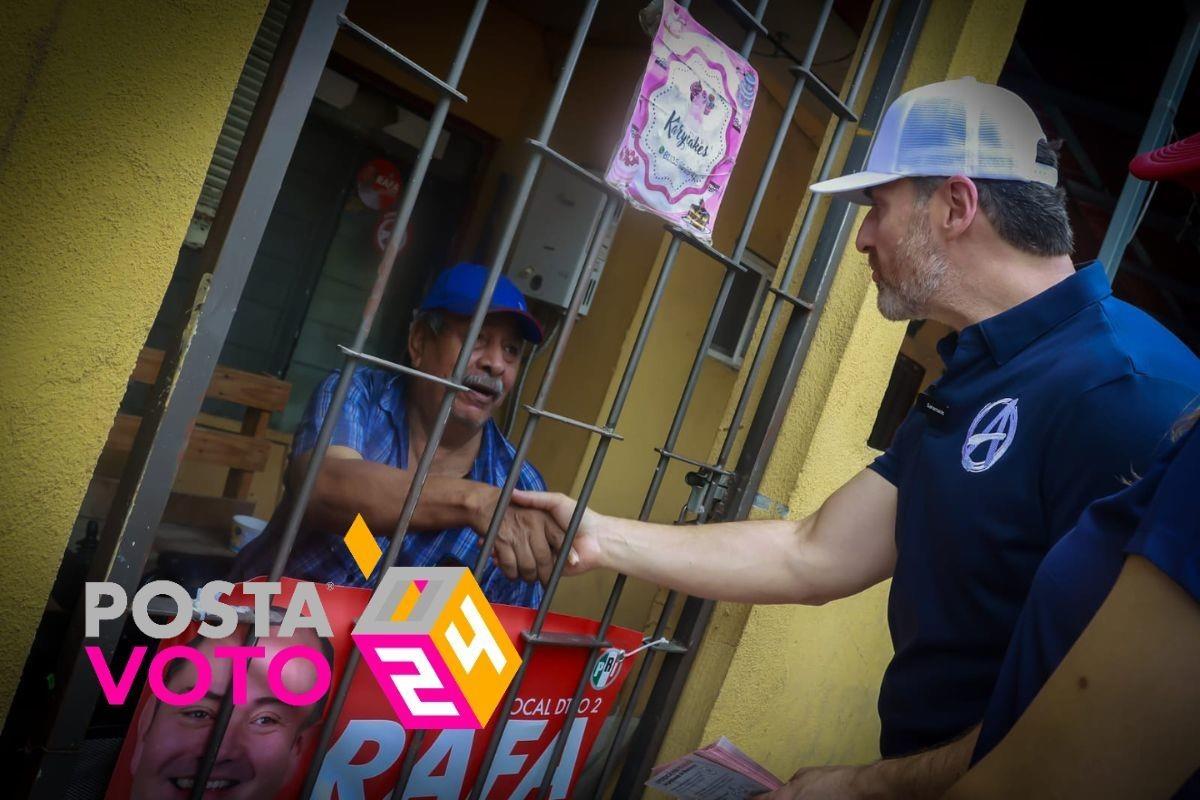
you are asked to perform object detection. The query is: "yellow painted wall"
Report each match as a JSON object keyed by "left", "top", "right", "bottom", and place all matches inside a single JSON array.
[
  {"left": 698, "top": 251, "right": 903, "bottom": 771},
  {"left": 0, "top": 0, "right": 267, "bottom": 722},
  {"left": 653, "top": 0, "right": 1027, "bottom": 783}
]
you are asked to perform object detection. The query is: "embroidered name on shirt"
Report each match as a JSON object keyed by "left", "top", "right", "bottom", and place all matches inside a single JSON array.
[{"left": 917, "top": 391, "right": 950, "bottom": 427}]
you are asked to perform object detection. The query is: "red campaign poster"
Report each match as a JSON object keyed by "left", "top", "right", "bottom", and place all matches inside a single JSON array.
[{"left": 102, "top": 579, "right": 644, "bottom": 800}]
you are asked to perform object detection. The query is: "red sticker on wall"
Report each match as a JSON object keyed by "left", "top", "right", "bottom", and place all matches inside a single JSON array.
[
  {"left": 374, "top": 212, "right": 411, "bottom": 255},
  {"left": 357, "top": 158, "right": 403, "bottom": 211}
]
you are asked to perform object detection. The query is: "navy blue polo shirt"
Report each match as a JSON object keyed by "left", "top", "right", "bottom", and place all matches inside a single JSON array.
[
  {"left": 870, "top": 262, "right": 1200, "bottom": 757},
  {"left": 973, "top": 421, "right": 1200, "bottom": 797}
]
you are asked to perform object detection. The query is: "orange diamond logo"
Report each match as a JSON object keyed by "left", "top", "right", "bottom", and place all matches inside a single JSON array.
[{"left": 342, "top": 514, "right": 383, "bottom": 578}]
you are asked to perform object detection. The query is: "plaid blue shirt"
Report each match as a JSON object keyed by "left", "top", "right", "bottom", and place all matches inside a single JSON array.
[{"left": 231, "top": 368, "right": 546, "bottom": 607}]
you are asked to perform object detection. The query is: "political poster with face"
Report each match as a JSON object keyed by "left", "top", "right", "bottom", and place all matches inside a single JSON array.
[
  {"left": 101, "top": 579, "right": 644, "bottom": 800},
  {"left": 605, "top": 0, "right": 758, "bottom": 241}
]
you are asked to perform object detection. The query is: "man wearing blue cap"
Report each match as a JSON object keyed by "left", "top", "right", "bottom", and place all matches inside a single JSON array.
[
  {"left": 515, "top": 78, "right": 1200, "bottom": 795},
  {"left": 232, "top": 263, "right": 561, "bottom": 608}
]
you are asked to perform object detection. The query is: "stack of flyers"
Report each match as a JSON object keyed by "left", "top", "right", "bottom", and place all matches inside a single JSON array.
[{"left": 646, "top": 737, "right": 784, "bottom": 799}]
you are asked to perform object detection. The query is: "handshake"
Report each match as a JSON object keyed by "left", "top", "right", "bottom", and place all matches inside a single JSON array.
[{"left": 472, "top": 487, "right": 601, "bottom": 585}]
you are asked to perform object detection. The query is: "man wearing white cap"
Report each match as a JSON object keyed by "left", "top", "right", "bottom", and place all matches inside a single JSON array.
[{"left": 517, "top": 77, "right": 1200, "bottom": 797}]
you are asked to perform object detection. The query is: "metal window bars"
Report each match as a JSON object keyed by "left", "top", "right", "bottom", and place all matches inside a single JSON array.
[
  {"left": 608, "top": 4, "right": 932, "bottom": 790},
  {"left": 21, "top": 0, "right": 930, "bottom": 798}
]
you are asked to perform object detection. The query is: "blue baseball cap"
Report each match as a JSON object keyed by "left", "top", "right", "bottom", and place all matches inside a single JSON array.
[{"left": 419, "top": 263, "right": 544, "bottom": 343}]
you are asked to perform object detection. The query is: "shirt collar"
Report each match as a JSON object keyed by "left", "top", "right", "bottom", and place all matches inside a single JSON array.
[{"left": 967, "top": 261, "right": 1111, "bottom": 366}]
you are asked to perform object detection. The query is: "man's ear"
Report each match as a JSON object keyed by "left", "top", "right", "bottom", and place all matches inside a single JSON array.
[
  {"left": 941, "top": 175, "right": 980, "bottom": 241},
  {"left": 408, "top": 320, "right": 427, "bottom": 368}
]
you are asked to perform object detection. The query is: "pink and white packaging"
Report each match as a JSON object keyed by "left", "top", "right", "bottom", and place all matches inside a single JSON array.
[{"left": 605, "top": 0, "right": 759, "bottom": 242}]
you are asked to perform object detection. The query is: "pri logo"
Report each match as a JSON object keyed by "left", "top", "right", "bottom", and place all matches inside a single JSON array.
[
  {"left": 589, "top": 648, "right": 624, "bottom": 691},
  {"left": 343, "top": 517, "right": 522, "bottom": 729}
]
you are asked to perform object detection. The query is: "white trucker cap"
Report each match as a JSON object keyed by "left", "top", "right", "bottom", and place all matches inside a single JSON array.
[{"left": 810, "top": 77, "right": 1058, "bottom": 205}]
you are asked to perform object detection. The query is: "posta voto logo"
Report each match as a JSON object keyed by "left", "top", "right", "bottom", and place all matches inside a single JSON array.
[{"left": 83, "top": 514, "right": 522, "bottom": 730}]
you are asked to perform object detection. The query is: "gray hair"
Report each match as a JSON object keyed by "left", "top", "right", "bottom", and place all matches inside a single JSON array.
[
  {"left": 411, "top": 309, "right": 445, "bottom": 336},
  {"left": 910, "top": 140, "right": 1073, "bottom": 258}
]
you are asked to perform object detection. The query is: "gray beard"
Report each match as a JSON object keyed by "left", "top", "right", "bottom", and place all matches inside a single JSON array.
[{"left": 875, "top": 219, "right": 949, "bottom": 322}]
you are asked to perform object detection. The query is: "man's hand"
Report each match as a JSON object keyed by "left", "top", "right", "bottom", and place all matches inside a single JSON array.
[
  {"left": 470, "top": 487, "right": 576, "bottom": 584},
  {"left": 495, "top": 504, "right": 565, "bottom": 584},
  {"left": 510, "top": 490, "right": 604, "bottom": 575},
  {"left": 761, "top": 728, "right": 979, "bottom": 800},
  {"left": 758, "top": 765, "right": 879, "bottom": 800},
  {"left": 291, "top": 449, "right": 579, "bottom": 584}
]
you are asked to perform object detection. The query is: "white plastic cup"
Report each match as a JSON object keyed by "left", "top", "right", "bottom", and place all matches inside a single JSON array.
[{"left": 231, "top": 514, "right": 268, "bottom": 553}]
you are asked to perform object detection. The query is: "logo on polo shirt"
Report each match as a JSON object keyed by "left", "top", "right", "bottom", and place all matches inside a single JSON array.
[{"left": 962, "top": 398, "right": 1019, "bottom": 473}]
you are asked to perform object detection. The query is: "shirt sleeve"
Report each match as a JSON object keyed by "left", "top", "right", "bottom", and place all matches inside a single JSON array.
[
  {"left": 291, "top": 369, "right": 373, "bottom": 457},
  {"left": 516, "top": 458, "right": 548, "bottom": 492},
  {"left": 1040, "top": 375, "right": 1198, "bottom": 543},
  {"left": 868, "top": 409, "right": 921, "bottom": 486},
  {"left": 1125, "top": 423, "right": 1200, "bottom": 603}
]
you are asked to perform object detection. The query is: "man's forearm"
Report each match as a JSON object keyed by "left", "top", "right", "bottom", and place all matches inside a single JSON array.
[
  {"left": 856, "top": 726, "right": 978, "bottom": 799},
  {"left": 302, "top": 458, "right": 494, "bottom": 536},
  {"left": 594, "top": 514, "right": 822, "bottom": 604}
]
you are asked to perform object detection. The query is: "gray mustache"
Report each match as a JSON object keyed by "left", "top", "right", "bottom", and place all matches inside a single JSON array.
[{"left": 463, "top": 374, "right": 503, "bottom": 396}]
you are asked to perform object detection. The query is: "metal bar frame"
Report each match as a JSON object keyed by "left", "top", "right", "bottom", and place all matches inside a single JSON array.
[
  {"left": 186, "top": 0, "right": 492, "bottom": 796},
  {"left": 337, "top": 13, "right": 469, "bottom": 102},
  {"left": 23, "top": 2, "right": 346, "bottom": 797},
  {"left": 377, "top": 5, "right": 615, "bottom": 796},
  {"left": 460, "top": 5, "right": 806, "bottom": 795},
  {"left": 667, "top": 226, "right": 751, "bottom": 274},
  {"left": 714, "top": 0, "right": 770, "bottom": 36},
  {"left": 654, "top": 448, "right": 737, "bottom": 477},
  {"left": 600, "top": 0, "right": 902, "bottom": 791},
  {"left": 339, "top": 345, "right": 472, "bottom": 391},
  {"left": 790, "top": 64, "right": 860, "bottom": 121},
  {"left": 524, "top": 405, "right": 625, "bottom": 440},
  {"left": 614, "top": 1, "right": 931, "bottom": 792},
  {"left": 636, "top": 0, "right": 834, "bottom": 531},
  {"left": 527, "top": 138, "right": 625, "bottom": 198},
  {"left": 768, "top": 285, "right": 816, "bottom": 310},
  {"left": 727, "top": 0, "right": 930, "bottom": 526},
  {"left": 24, "top": 0, "right": 931, "bottom": 796}
]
